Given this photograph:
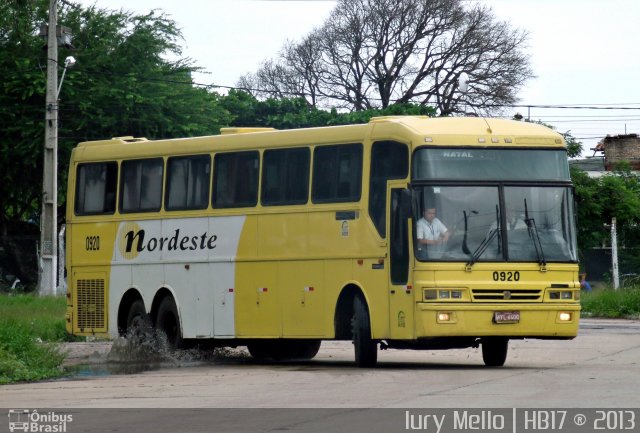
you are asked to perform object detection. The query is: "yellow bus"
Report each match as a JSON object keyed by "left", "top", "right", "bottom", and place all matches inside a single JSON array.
[{"left": 65, "top": 116, "right": 580, "bottom": 367}]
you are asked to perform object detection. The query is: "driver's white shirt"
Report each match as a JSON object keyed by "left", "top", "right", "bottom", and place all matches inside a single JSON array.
[{"left": 417, "top": 217, "right": 448, "bottom": 240}]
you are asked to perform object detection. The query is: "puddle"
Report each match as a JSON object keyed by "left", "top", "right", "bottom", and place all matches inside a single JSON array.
[{"left": 68, "top": 328, "right": 251, "bottom": 378}]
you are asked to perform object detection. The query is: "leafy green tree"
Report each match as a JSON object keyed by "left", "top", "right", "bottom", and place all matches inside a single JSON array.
[
  {"left": 563, "top": 131, "right": 583, "bottom": 159},
  {"left": 570, "top": 167, "right": 605, "bottom": 252},
  {"left": 0, "top": 0, "right": 230, "bottom": 288},
  {"left": 220, "top": 90, "right": 436, "bottom": 129},
  {"left": 571, "top": 163, "right": 640, "bottom": 274}
]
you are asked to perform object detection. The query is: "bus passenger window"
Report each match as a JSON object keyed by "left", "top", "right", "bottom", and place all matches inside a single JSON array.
[
  {"left": 369, "top": 141, "right": 409, "bottom": 237},
  {"left": 74, "top": 162, "right": 118, "bottom": 215},
  {"left": 261, "top": 148, "right": 310, "bottom": 206},
  {"left": 120, "top": 158, "right": 163, "bottom": 213},
  {"left": 213, "top": 151, "right": 259, "bottom": 208},
  {"left": 165, "top": 155, "right": 210, "bottom": 211},
  {"left": 312, "top": 143, "right": 362, "bottom": 203}
]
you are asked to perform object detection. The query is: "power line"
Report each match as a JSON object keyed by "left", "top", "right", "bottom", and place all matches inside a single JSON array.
[
  {"left": 21, "top": 63, "right": 640, "bottom": 111},
  {"left": 508, "top": 104, "right": 640, "bottom": 110},
  {"left": 540, "top": 119, "right": 640, "bottom": 123}
]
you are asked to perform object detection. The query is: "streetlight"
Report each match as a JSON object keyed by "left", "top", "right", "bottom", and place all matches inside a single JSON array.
[
  {"left": 39, "top": 0, "right": 74, "bottom": 296},
  {"left": 57, "top": 56, "right": 76, "bottom": 98}
]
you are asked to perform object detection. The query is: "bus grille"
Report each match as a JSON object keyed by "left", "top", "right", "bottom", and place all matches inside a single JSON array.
[
  {"left": 76, "top": 279, "right": 105, "bottom": 330},
  {"left": 472, "top": 289, "right": 542, "bottom": 302}
]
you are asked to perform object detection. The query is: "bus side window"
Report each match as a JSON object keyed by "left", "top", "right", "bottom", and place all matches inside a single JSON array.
[
  {"left": 213, "top": 151, "right": 259, "bottom": 208},
  {"left": 369, "top": 141, "right": 409, "bottom": 238},
  {"left": 165, "top": 155, "right": 211, "bottom": 211},
  {"left": 74, "top": 162, "right": 118, "bottom": 215},
  {"left": 120, "top": 158, "right": 164, "bottom": 213},
  {"left": 261, "top": 148, "right": 310, "bottom": 206},
  {"left": 312, "top": 143, "right": 362, "bottom": 203}
]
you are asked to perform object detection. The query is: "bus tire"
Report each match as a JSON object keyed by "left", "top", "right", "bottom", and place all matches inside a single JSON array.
[
  {"left": 247, "top": 341, "right": 271, "bottom": 361},
  {"left": 289, "top": 340, "right": 321, "bottom": 360},
  {"left": 126, "top": 300, "right": 152, "bottom": 341},
  {"left": 352, "top": 295, "right": 377, "bottom": 367},
  {"left": 156, "top": 296, "right": 184, "bottom": 350},
  {"left": 247, "top": 340, "right": 321, "bottom": 361},
  {"left": 482, "top": 337, "right": 508, "bottom": 367}
]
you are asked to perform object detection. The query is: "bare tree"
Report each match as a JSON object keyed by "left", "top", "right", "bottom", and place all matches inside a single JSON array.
[
  {"left": 240, "top": 0, "right": 533, "bottom": 114},
  {"left": 238, "top": 36, "right": 324, "bottom": 106}
]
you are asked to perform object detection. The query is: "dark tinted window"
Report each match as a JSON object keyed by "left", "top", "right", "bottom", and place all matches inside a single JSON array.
[
  {"left": 165, "top": 155, "right": 211, "bottom": 211},
  {"left": 369, "top": 141, "right": 409, "bottom": 237},
  {"left": 412, "top": 148, "right": 570, "bottom": 181},
  {"left": 213, "top": 151, "right": 259, "bottom": 208},
  {"left": 120, "top": 158, "right": 164, "bottom": 213},
  {"left": 262, "top": 148, "right": 310, "bottom": 206},
  {"left": 312, "top": 143, "right": 362, "bottom": 203},
  {"left": 74, "top": 162, "right": 118, "bottom": 215}
]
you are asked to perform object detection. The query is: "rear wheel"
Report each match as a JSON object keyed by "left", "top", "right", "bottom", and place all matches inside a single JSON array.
[
  {"left": 352, "top": 295, "right": 377, "bottom": 367},
  {"left": 126, "top": 300, "right": 152, "bottom": 340},
  {"left": 156, "top": 297, "right": 184, "bottom": 349},
  {"left": 481, "top": 337, "right": 509, "bottom": 367}
]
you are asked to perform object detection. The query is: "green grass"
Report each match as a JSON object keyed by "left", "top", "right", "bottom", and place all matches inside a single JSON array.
[
  {"left": 0, "top": 288, "right": 637, "bottom": 384},
  {"left": 0, "top": 294, "right": 71, "bottom": 384},
  {"left": 580, "top": 286, "right": 640, "bottom": 319}
]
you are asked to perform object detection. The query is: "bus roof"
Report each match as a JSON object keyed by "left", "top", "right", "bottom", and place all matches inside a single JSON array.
[{"left": 73, "top": 116, "right": 565, "bottom": 161}]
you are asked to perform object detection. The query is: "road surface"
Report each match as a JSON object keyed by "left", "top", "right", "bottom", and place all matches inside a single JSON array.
[{"left": 1, "top": 319, "right": 639, "bottom": 409}]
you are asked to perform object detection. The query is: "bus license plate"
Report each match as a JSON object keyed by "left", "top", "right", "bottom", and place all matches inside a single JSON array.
[{"left": 494, "top": 311, "right": 520, "bottom": 324}]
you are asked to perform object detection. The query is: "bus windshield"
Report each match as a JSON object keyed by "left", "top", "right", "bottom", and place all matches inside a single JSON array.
[
  {"left": 412, "top": 148, "right": 570, "bottom": 181},
  {"left": 413, "top": 185, "right": 577, "bottom": 263}
]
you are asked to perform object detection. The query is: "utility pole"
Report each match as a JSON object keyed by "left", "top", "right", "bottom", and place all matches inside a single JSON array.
[
  {"left": 39, "top": 0, "right": 58, "bottom": 296},
  {"left": 611, "top": 217, "right": 619, "bottom": 290}
]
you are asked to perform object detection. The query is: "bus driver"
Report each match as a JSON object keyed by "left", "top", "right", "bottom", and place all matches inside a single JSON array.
[{"left": 417, "top": 207, "right": 450, "bottom": 259}]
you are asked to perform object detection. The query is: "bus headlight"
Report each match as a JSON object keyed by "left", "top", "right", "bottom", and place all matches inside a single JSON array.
[
  {"left": 549, "top": 290, "right": 575, "bottom": 300},
  {"left": 437, "top": 312, "right": 456, "bottom": 323},
  {"left": 423, "top": 289, "right": 467, "bottom": 301},
  {"left": 558, "top": 312, "right": 572, "bottom": 322}
]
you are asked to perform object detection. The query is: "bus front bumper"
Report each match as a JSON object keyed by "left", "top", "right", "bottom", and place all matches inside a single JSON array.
[{"left": 415, "top": 303, "right": 580, "bottom": 338}]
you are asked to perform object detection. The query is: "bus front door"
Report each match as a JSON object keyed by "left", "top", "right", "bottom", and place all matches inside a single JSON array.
[{"left": 388, "top": 187, "right": 414, "bottom": 339}]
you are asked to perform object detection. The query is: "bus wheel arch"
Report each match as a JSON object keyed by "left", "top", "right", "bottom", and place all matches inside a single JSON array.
[
  {"left": 334, "top": 284, "right": 363, "bottom": 340},
  {"left": 151, "top": 288, "right": 184, "bottom": 349},
  {"left": 334, "top": 284, "right": 378, "bottom": 367},
  {"left": 117, "top": 288, "right": 146, "bottom": 336}
]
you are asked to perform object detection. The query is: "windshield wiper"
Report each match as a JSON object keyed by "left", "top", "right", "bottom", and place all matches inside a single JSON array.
[
  {"left": 465, "top": 206, "right": 500, "bottom": 271},
  {"left": 465, "top": 228, "right": 498, "bottom": 271},
  {"left": 524, "top": 199, "right": 547, "bottom": 270},
  {"left": 495, "top": 205, "right": 502, "bottom": 255},
  {"left": 462, "top": 210, "right": 471, "bottom": 255}
]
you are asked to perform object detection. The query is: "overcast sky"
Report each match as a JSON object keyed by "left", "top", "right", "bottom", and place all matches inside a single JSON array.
[{"left": 75, "top": 0, "right": 640, "bottom": 154}]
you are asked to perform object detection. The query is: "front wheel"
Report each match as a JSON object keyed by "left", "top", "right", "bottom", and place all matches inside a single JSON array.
[
  {"left": 155, "top": 297, "right": 184, "bottom": 349},
  {"left": 481, "top": 337, "right": 508, "bottom": 367},
  {"left": 352, "top": 295, "right": 377, "bottom": 367}
]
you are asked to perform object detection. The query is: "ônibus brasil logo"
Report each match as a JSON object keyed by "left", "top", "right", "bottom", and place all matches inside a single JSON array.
[{"left": 7, "top": 410, "right": 73, "bottom": 432}]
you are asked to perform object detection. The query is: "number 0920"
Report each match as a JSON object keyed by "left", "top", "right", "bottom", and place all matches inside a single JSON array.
[
  {"left": 85, "top": 236, "right": 100, "bottom": 251},
  {"left": 493, "top": 271, "right": 520, "bottom": 281}
]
